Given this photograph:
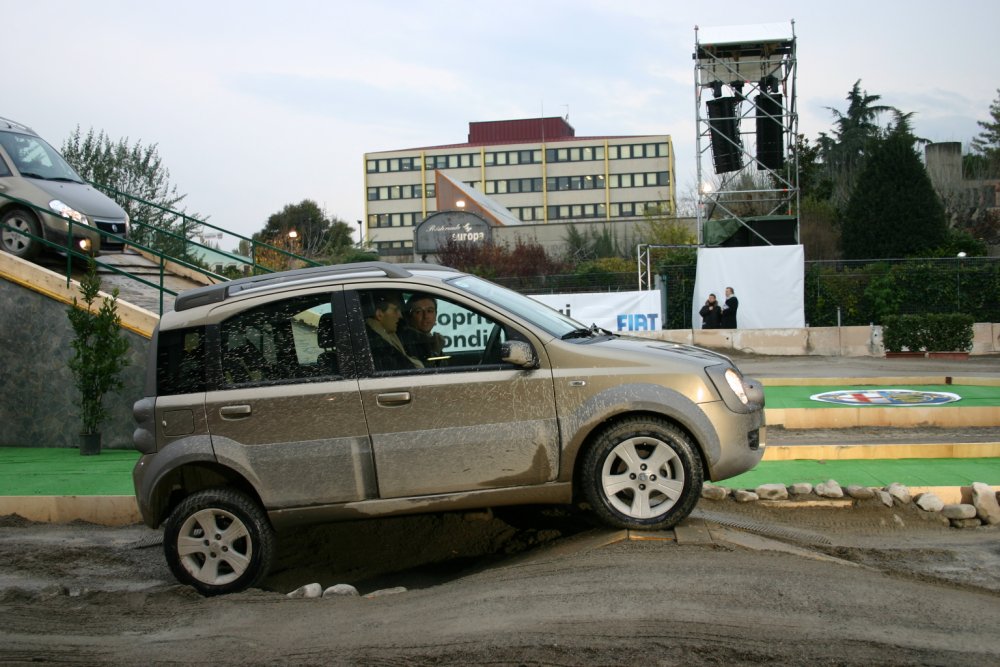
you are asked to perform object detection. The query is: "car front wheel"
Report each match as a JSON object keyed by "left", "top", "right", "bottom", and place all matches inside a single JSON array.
[
  {"left": 581, "top": 418, "right": 703, "bottom": 531},
  {"left": 163, "top": 488, "right": 275, "bottom": 596},
  {"left": 0, "top": 209, "right": 42, "bottom": 260}
]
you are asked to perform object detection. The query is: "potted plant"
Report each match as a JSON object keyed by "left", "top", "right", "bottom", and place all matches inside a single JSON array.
[{"left": 67, "top": 259, "right": 131, "bottom": 455}]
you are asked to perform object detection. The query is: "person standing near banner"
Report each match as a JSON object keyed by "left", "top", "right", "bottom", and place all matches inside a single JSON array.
[
  {"left": 699, "top": 293, "right": 722, "bottom": 329},
  {"left": 722, "top": 286, "right": 739, "bottom": 328}
]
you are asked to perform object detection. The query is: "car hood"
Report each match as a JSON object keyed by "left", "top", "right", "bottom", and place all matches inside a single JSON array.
[
  {"left": 557, "top": 334, "right": 735, "bottom": 369},
  {"left": 27, "top": 179, "right": 126, "bottom": 219}
]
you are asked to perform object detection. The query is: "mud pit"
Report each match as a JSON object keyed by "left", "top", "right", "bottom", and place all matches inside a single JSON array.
[{"left": 1, "top": 499, "right": 998, "bottom": 665}]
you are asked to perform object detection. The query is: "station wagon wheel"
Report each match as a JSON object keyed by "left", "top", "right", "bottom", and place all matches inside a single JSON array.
[
  {"left": 581, "top": 417, "right": 703, "bottom": 531},
  {"left": 163, "top": 488, "right": 275, "bottom": 596},
  {"left": 0, "top": 209, "right": 42, "bottom": 260}
]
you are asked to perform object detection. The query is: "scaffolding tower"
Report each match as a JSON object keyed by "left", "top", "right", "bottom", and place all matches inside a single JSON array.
[{"left": 694, "top": 21, "right": 799, "bottom": 248}]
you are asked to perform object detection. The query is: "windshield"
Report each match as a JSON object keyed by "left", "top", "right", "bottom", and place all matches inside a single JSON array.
[
  {"left": 0, "top": 130, "right": 84, "bottom": 182},
  {"left": 447, "top": 274, "right": 585, "bottom": 337}
]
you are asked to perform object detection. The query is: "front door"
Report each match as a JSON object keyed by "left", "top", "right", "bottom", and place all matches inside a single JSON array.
[{"left": 353, "top": 288, "right": 559, "bottom": 499}]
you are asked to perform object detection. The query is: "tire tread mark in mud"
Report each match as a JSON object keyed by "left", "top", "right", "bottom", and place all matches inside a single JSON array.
[{"left": 691, "top": 508, "right": 833, "bottom": 545}]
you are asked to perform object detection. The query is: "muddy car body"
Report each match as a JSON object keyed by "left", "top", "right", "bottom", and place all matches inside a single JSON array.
[{"left": 133, "top": 262, "right": 765, "bottom": 594}]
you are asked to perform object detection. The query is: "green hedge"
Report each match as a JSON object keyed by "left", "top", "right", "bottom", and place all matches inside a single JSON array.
[{"left": 882, "top": 313, "right": 974, "bottom": 352}]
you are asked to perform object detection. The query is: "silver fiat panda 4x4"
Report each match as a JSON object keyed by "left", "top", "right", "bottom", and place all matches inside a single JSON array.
[{"left": 133, "top": 262, "right": 765, "bottom": 595}]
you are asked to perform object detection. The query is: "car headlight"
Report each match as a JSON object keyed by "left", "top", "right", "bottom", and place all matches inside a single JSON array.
[
  {"left": 49, "top": 200, "right": 89, "bottom": 225},
  {"left": 705, "top": 364, "right": 764, "bottom": 413},
  {"left": 724, "top": 368, "right": 749, "bottom": 405}
]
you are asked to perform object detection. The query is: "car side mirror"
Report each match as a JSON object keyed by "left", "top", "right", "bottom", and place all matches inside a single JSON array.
[{"left": 501, "top": 340, "right": 539, "bottom": 369}]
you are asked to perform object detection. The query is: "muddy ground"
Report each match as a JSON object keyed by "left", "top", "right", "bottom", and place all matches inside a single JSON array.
[{"left": 1, "top": 498, "right": 998, "bottom": 665}]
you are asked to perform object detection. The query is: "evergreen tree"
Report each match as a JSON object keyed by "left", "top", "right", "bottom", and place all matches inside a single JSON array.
[
  {"left": 970, "top": 88, "right": 1000, "bottom": 176},
  {"left": 61, "top": 127, "right": 198, "bottom": 255},
  {"left": 816, "top": 80, "right": 898, "bottom": 209},
  {"left": 841, "top": 130, "right": 948, "bottom": 259}
]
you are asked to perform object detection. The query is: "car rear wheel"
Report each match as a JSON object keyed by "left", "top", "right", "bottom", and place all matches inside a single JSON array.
[
  {"left": 0, "top": 209, "right": 42, "bottom": 260},
  {"left": 581, "top": 417, "right": 703, "bottom": 530},
  {"left": 163, "top": 488, "right": 275, "bottom": 596}
]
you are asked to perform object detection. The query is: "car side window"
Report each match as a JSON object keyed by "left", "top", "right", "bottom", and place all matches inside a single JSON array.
[
  {"left": 219, "top": 293, "right": 340, "bottom": 387},
  {"left": 358, "top": 288, "right": 510, "bottom": 376},
  {"left": 156, "top": 327, "right": 207, "bottom": 395}
]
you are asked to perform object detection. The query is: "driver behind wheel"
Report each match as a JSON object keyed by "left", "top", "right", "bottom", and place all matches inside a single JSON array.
[{"left": 400, "top": 292, "right": 447, "bottom": 367}]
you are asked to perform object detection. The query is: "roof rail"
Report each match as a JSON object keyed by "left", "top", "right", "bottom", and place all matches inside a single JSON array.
[
  {"left": 0, "top": 116, "right": 33, "bottom": 133},
  {"left": 174, "top": 261, "right": 421, "bottom": 312}
]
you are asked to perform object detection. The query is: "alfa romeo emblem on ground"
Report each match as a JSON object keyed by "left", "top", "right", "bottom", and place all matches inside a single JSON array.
[{"left": 809, "top": 389, "right": 962, "bottom": 406}]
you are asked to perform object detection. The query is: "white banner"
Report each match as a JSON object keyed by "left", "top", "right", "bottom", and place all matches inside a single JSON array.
[
  {"left": 693, "top": 245, "right": 805, "bottom": 329},
  {"left": 529, "top": 291, "right": 662, "bottom": 333}
]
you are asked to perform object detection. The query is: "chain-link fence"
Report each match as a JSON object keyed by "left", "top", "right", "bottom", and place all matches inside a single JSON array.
[{"left": 490, "top": 256, "right": 1000, "bottom": 329}]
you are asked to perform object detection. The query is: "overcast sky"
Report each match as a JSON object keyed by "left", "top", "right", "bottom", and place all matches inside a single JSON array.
[{"left": 6, "top": 1, "right": 999, "bottom": 247}]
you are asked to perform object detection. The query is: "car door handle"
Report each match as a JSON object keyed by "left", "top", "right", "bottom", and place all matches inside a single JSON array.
[
  {"left": 376, "top": 392, "right": 411, "bottom": 407},
  {"left": 219, "top": 405, "right": 252, "bottom": 419}
]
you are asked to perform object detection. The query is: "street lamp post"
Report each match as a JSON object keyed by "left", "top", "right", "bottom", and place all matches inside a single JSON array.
[{"left": 356, "top": 220, "right": 363, "bottom": 246}]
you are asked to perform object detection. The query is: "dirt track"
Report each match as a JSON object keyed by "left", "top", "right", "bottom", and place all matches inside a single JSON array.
[{"left": 1, "top": 497, "right": 999, "bottom": 666}]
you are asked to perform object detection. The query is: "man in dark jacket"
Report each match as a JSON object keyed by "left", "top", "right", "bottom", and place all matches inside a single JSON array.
[
  {"left": 399, "top": 293, "right": 446, "bottom": 366},
  {"left": 699, "top": 293, "right": 722, "bottom": 329},
  {"left": 364, "top": 291, "right": 424, "bottom": 372},
  {"left": 722, "top": 286, "right": 738, "bottom": 328}
]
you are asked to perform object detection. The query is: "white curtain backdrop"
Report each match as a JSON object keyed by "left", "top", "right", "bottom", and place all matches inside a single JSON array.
[{"left": 692, "top": 245, "right": 805, "bottom": 330}]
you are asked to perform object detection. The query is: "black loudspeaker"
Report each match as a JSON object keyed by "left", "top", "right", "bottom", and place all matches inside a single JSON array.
[
  {"left": 719, "top": 217, "right": 798, "bottom": 247},
  {"left": 755, "top": 93, "right": 784, "bottom": 170},
  {"left": 706, "top": 97, "right": 742, "bottom": 174}
]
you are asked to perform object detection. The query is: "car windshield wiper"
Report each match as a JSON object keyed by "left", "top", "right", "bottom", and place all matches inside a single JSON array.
[
  {"left": 19, "top": 172, "right": 83, "bottom": 183},
  {"left": 561, "top": 323, "right": 613, "bottom": 340}
]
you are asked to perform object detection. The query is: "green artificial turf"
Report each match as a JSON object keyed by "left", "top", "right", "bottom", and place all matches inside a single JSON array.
[
  {"left": 763, "top": 384, "right": 1000, "bottom": 409},
  {"left": 0, "top": 447, "right": 139, "bottom": 496},
  {"left": 720, "top": 457, "right": 1000, "bottom": 489}
]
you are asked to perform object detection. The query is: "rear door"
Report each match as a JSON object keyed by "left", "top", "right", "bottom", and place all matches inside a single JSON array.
[{"left": 204, "top": 288, "right": 375, "bottom": 509}]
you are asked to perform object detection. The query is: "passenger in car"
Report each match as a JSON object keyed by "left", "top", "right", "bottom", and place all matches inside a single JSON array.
[
  {"left": 364, "top": 291, "right": 424, "bottom": 371},
  {"left": 400, "top": 293, "right": 446, "bottom": 366}
]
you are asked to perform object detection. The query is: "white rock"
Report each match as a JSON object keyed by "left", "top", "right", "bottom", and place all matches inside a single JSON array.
[
  {"left": 323, "top": 584, "right": 360, "bottom": 598},
  {"left": 875, "top": 490, "right": 893, "bottom": 507},
  {"left": 971, "top": 482, "right": 1000, "bottom": 525},
  {"left": 755, "top": 484, "right": 788, "bottom": 500},
  {"left": 814, "top": 480, "right": 844, "bottom": 498},
  {"left": 287, "top": 583, "right": 323, "bottom": 599},
  {"left": 846, "top": 485, "right": 875, "bottom": 500},
  {"left": 942, "top": 504, "right": 978, "bottom": 520},
  {"left": 733, "top": 489, "right": 759, "bottom": 503},
  {"left": 915, "top": 493, "right": 944, "bottom": 513},
  {"left": 364, "top": 586, "right": 408, "bottom": 599},
  {"left": 886, "top": 483, "right": 911, "bottom": 505},
  {"left": 788, "top": 483, "right": 813, "bottom": 496},
  {"left": 701, "top": 485, "right": 729, "bottom": 500},
  {"left": 893, "top": 514, "right": 906, "bottom": 528}
]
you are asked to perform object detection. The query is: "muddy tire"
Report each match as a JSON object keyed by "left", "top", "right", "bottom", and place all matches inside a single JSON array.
[
  {"left": 581, "top": 417, "right": 703, "bottom": 531},
  {"left": 1, "top": 208, "right": 42, "bottom": 260},
  {"left": 163, "top": 488, "right": 275, "bottom": 596}
]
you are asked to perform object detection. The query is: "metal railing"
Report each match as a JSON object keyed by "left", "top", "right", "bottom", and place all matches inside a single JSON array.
[
  {"left": 1, "top": 188, "right": 318, "bottom": 315},
  {"left": 88, "top": 182, "right": 321, "bottom": 276}
]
